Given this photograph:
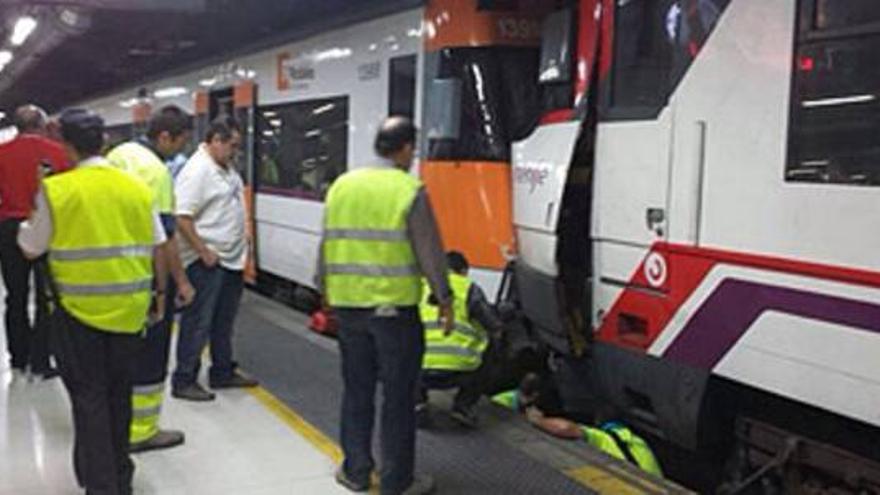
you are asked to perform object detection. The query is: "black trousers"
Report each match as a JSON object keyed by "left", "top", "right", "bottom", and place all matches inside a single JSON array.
[
  {"left": 52, "top": 308, "right": 142, "bottom": 495},
  {"left": 133, "top": 281, "right": 176, "bottom": 387},
  {"left": 0, "top": 219, "right": 53, "bottom": 371},
  {"left": 419, "top": 339, "right": 502, "bottom": 410}
]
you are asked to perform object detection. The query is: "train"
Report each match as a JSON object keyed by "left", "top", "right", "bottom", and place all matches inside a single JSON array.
[{"left": 77, "top": 0, "right": 880, "bottom": 491}]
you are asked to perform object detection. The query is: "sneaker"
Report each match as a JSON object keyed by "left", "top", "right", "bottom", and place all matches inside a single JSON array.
[
  {"left": 450, "top": 405, "right": 478, "bottom": 429},
  {"left": 401, "top": 474, "right": 436, "bottom": 495},
  {"left": 172, "top": 383, "right": 216, "bottom": 402},
  {"left": 335, "top": 468, "right": 369, "bottom": 493},
  {"left": 130, "top": 429, "right": 185, "bottom": 454},
  {"left": 209, "top": 370, "right": 259, "bottom": 389}
]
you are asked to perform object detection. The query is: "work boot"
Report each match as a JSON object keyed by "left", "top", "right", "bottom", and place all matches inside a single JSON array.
[
  {"left": 130, "top": 429, "right": 185, "bottom": 454},
  {"left": 334, "top": 468, "right": 369, "bottom": 493},
  {"left": 401, "top": 474, "right": 436, "bottom": 495},
  {"left": 210, "top": 370, "right": 259, "bottom": 389},
  {"left": 450, "top": 404, "right": 478, "bottom": 429},
  {"left": 172, "top": 383, "right": 216, "bottom": 402}
]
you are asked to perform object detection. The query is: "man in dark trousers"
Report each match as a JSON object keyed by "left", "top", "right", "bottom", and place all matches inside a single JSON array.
[
  {"left": 319, "top": 116, "right": 453, "bottom": 495},
  {"left": 0, "top": 104, "right": 70, "bottom": 381},
  {"left": 19, "top": 108, "right": 169, "bottom": 495}
]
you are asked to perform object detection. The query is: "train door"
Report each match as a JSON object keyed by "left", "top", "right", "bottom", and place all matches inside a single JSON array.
[{"left": 592, "top": 0, "right": 676, "bottom": 348}]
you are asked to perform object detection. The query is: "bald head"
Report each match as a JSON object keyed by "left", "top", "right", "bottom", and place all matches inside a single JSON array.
[{"left": 14, "top": 105, "right": 48, "bottom": 134}]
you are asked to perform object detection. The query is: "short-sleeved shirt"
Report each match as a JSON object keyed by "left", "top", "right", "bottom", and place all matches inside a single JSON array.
[
  {"left": 174, "top": 144, "right": 246, "bottom": 271},
  {"left": 0, "top": 134, "right": 71, "bottom": 221}
]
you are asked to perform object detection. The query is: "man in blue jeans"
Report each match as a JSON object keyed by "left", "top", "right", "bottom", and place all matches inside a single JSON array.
[
  {"left": 171, "top": 116, "right": 258, "bottom": 401},
  {"left": 319, "top": 116, "right": 453, "bottom": 495}
]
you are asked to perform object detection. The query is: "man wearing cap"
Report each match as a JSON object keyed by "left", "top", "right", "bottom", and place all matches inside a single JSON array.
[
  {"left": 0, "top": 104, "right": 70, "bottom": 381},
  {"left": 19, "top": 108, "right": 169, "bottom": 495},
  {"left": 318, "top": 116, "right": 453, "bottom": 495}
]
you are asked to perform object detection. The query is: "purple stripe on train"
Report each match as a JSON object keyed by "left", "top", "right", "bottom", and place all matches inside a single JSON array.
[{"left": 662, "top": 279, "right": 880, "bottom": 369}]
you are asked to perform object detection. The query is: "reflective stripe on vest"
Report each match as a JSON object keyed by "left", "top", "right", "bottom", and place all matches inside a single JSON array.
[
  {"left": 323, "top": 167, "right": 422, "bottom": 307},
  {"left": 106, "top": 141, "right": 175, "bottom": 214},
  {"left": 44, "top": 161, "right": 155, "bottom": 333},
  {"left": 420, "top": 273, "right": 488, "bottom": 372}
]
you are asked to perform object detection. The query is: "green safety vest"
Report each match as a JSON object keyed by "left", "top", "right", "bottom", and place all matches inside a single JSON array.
[
  {"left": 420, "top": 273, "right": 488, "bottom": 372},
  {"left": 323, "top": 167, "right": 422, "bottom": 307},
  {"left": 581, "top": 423, "right": 664, "bottom": 477},
  {"left": 44, "top": 160, "right": 155, "bottom": 333},
  {"left": 106, "top": 141, "right": 175, "bottom": 214},
  {"left": 491, "top": 390, "right": 521, "bottom": 411}
]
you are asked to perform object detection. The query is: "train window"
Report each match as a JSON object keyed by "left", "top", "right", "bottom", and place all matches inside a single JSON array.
[
  {"left": 427, "top": 47, "right": 541, "bottom": 162},
  {"left": 814, "top": 0, "right": 880, "bottom": 31},
  {"left": 256, "top": 96, "right": 349, "bottom": 200},
  {"left": 786, "top": 24, "right": 880, "bottom": 186},
  {"left": 389, "top": 55, "right": 417, "bottom": 120},
  {"left": 610, "top": 0, "right": 729, "bottom": 118}
]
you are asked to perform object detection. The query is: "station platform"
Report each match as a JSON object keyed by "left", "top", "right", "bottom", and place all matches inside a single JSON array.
[{"left": 0, "top": 286, "right": 691, "bottom": 494}]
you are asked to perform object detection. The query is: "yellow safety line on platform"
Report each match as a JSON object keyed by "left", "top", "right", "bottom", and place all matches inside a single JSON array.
[
  {"left": 247, "top": 386, "right": 380, "bottom": 494},
  {"left": 247, "top": 386, "right": 342, "bottom": 463},
  {"left": 566, "top": 464, "right": 648, "bottom": 494}
]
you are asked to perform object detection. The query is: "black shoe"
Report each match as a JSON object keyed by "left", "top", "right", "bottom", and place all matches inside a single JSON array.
[
  {"left": 172, "top": 383, "right": 216, "bottom": 402},
  {"left": 130, "top": 429, "right": 185, "bottom": 453},
  {"left": 210, "top": 370, "right": 259, "bottom": 389},
  {"left": 450, "top": 405, "right": 478, "bottom": 429},
  {"left": 335, "top": 468, "right": 369, "bottom": 493},
  {"left": 31, "top": 367, "right": 60, "bottom": 381}
]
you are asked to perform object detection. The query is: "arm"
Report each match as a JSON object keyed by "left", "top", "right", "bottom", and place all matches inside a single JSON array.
[
  {"left": 468, "top": 284, "right": 504, "bottom": 337},
  {"left": 407, "top": 188, "right": 454, "bottom": 332},
  {"left": 17, "top": 187, "right": 52, "bottom": 260},
  {"left": 165, "top": 236, "right": 195, "bottom": 307},
  {"left": 150, "top": 213, "right": 169, "bottom": 323},
  {"left": 176, "top": 215, "right": 218, "bottom": 267},
  {"left": 525, "top": 407, "right": 583, "bottom": 440}
]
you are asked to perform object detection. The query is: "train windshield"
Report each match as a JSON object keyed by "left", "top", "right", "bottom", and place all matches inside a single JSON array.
[{"left": 426, "top": 46, "right": 542, "bottom": 162}]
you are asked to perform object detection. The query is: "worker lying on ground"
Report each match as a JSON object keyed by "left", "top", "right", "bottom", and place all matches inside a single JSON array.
[
  {"left": 417, "top": 251, "right": 505, "bottom": 428},
  {"left": 492, "top": 373, "right": 663, "bottom": 477}
]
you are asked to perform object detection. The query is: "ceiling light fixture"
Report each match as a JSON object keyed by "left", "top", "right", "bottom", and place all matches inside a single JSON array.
[{"left": 11, "top": 16, "right": 37, "bottom": 46}]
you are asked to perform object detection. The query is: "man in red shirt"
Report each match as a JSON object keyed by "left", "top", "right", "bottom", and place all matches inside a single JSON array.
[{"left": 0, "top": 105, "right": 71, "bottom": 381}]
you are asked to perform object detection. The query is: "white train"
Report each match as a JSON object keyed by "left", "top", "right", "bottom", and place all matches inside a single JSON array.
[{"left": 79, "top": 0, "right": 880, "bottom": 490}]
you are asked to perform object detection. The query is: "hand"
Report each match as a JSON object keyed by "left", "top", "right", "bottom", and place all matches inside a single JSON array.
[
  {"left": 175, "top": 278, "right": 196, "bottom": 308},
  {"left": 525, "top": 406, "right": 544, "bottom": 424},
  {"left": 200, "top": 248, "right": 219, "bottom": 268},
  {"left": 149, "top": 293, "right": 166, "bottom": 325},
  {"left": 439, "top": 303, "right": 455, "bottom": 337}
]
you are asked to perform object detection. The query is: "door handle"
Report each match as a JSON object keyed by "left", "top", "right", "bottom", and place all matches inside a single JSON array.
[{"left": 646, "top": 207, "right": 665, "bottom": 237}]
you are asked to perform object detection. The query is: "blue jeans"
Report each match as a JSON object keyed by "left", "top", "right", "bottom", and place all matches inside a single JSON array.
[
  {"left": 336, "top": 307, "right": 425, "bottom": 495},
  {"left": 172, "top": 262, "right": 243, "bottom": 388}
]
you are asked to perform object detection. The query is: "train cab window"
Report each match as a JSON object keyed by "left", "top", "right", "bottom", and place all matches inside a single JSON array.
[
  {"left": 609, "top": 0, "right": 729, "bottom": 118},
  {"left": 786, "top": 1, "right": 880, "bottom": 186},
  {"left": 389, "top": 55, "right": 417, "bottom": 120},
  {"left": 256, "top": 96, "right": 349, "bottom": 200},
  {"left": 426, "top": 47, "right": 541, "bottom": 162}
]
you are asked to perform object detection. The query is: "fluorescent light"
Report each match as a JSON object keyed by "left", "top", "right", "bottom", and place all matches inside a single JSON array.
[
  {"left": 313, "top": 47, "right": 352, "bottom": 62},
  {"left": 312, "top": 103, "right": 335, "bottom": 115},
  {"left": 0, "top": 111, "right": 5, "bottom": 120},
  {"left": 199, "top": 78, "right": 216, "bottom": 87},
  {"left": 0, "top": 50, "right": 13, "bottom": 66},
  {"left": 262, "top": 111, "right": 277, "bottom": 118},
  {"left": 269, "top": 119, "right": 282, "bottom": 127},
  {"left": 11, "top": 16, "right": 37, "bottom": 46},
  {"left": 118, "top": 98, "right": 140, "bottom": 108},
  {"left": 153, "top": 86, "right": 188, "bottom": 99},
  {"left": 802, "top": 94, "right": 876, "bottom": 108}
]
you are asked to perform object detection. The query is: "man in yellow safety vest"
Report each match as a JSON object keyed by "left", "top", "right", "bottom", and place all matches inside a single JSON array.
[{"left": 18, "top": 108, "right": 169, "bottom": 495}]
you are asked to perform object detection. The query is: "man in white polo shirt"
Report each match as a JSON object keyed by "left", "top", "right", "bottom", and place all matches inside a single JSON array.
[{"left": 171, "top": 116, "right": 258, "bottom": 401}]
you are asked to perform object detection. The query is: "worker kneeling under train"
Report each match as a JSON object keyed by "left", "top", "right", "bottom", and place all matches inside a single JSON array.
[
  {"left": 417, "top": 251, "right": 504, "bottom": 428},
  {"left": 493, "top": 374, "right": 663, "bottom": 477}
]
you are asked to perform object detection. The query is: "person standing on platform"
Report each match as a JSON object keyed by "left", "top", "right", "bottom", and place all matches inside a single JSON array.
[
  {"left": 107, "top": 105, "right": 196, "bottom": 452},
  {"left": 18, "top": 108, "right": 169, "bottom": 495},
  {"left": 0, "top": 104, "right": 70, "bottom": 382},
  {"left": 319, "top": 116, "right": 453, "bottom": 495},
  {"left": 172, "top": 116, "right": 257, "bottom": 402}
]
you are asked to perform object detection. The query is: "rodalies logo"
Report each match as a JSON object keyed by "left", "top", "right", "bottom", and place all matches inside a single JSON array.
[{"left": 514, "top": 164, "right": 551, "bottom": 193}]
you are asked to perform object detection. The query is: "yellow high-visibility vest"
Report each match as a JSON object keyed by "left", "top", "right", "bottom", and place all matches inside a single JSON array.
[
  {"left": 106, "top": 141, "right": 175, "bottom": 215},
  {"left": 323, "top": 167, "right": 422, "bottom": 307},
  {"left": 44, "top": 160, "right": 155, "bottom": 333},
  {"left": 420, "top": 273, "right": 488, "bottom": 372}
]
